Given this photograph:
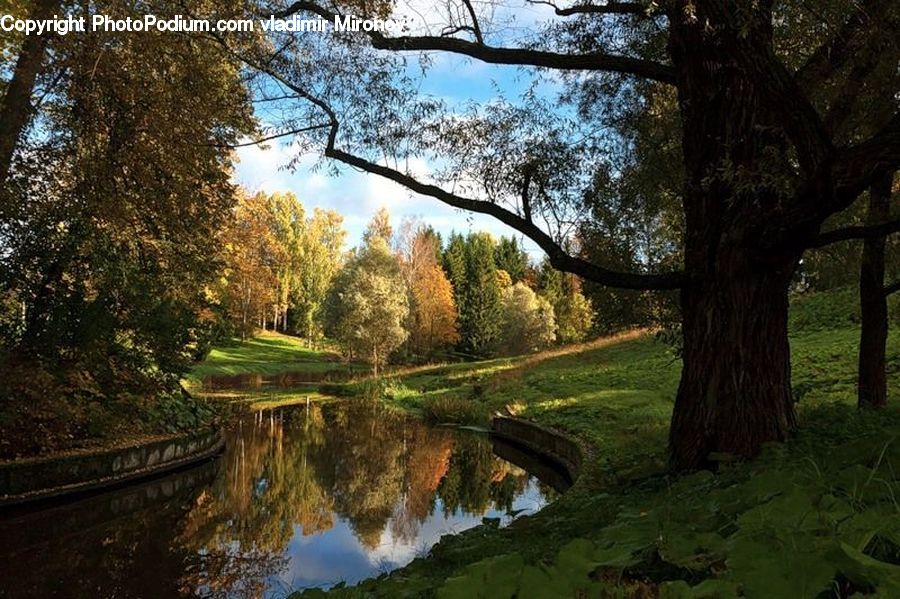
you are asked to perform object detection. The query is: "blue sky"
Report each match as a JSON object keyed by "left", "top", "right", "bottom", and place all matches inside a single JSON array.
[{"left": 233, "top": 3, "right": 559, "bottom": 259}]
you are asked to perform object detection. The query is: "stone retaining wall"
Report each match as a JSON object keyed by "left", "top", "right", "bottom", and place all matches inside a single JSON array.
[
  {"left": 0, "top": 429, "right": 224, "bottom": 507},
  {"left": 490, "top": 416, "right": 582, "bottom": 484},
  {"left": 0, "top": 458, "right": 219, "bottom": 548}
]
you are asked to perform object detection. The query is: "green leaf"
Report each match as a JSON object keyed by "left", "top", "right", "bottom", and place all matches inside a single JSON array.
[
  {"left": 591, "top": 521, "right": 652, "bottom": 569},
  {"left": 828, "top": 542, "right": 900, "bottom": 593},
  {"left": 735, "top": 487, "right": 819, "bottom": 535},
  {"left": 659, "top": 530, "right": 726, "bottom": 571},
  {"left": 437, "top": 554, "right": 524, "bottom": 599},
  {"left": 837, "top": 509, "right": 895, "bottom": 552},
  {"left": 724, "top": 533, "right": 836, "bottom": 597},
  {"left": 659, "top": 579, "right": 741, "bottom": 598}
]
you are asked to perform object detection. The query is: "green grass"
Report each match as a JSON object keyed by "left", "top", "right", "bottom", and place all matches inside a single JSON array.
[
  {"left": 185, "top": 331, "right": 367, "bottom": 410},
  {"left": 191, "top": 290, "right": 900, "bottom": 597},
  {"left": 189, "top": 331, "right": 360, "bottom": 379},
  {"left": 292, "top": 289, "right": 900, "bottom": 597},
  {"left": 375, "top": 331, "right": 680, "bottom": 481}
]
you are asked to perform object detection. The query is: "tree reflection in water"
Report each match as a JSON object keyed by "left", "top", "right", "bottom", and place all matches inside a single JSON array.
[
  {"left": 0, "top": 402, "right": 555, "bottom": 599},
  {"left": 178, "top": 403, "right": 552, "bottom": 596}
]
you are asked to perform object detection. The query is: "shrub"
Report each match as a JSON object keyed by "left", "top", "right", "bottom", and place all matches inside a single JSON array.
[{"left": 421, "top": 396, "right": 486, "bottom": 425}]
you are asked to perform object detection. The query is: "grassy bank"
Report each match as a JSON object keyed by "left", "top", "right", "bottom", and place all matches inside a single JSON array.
[
  {"left": 189, "top": 291, "right": 900, "bottom": 597},
  {"left": 291, "top": 289, "right": 900, "bottom": 597},
  {"left": 185, "top": 331, "right": 369, "bottom": 410},
  {"left": 189, "top": 331, "right": 354, "bottom": 379}
]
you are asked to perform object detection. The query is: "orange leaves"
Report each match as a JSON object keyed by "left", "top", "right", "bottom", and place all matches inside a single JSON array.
[{"left": 410, "top": 264, "right": 460, "bottom": 354}]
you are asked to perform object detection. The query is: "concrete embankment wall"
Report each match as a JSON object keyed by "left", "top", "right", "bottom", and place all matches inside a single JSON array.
[
  {"left": 0, "top": 429, "right": 224, "bottom": 507},
  {"left": 490, "top": 416, "right": 583, "bottom": 485}
]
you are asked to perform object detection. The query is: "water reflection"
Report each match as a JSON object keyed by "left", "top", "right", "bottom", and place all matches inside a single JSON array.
[
  {"left": 201, "top": 370, "right": 353, "bottom": 391},
  {"left": 0, "top": 403, "right": 558, "bottom": 598}
]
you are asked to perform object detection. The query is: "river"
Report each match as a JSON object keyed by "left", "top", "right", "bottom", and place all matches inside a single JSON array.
[{"left": 0, "top": 402, "right": 562, "bottom": 598}]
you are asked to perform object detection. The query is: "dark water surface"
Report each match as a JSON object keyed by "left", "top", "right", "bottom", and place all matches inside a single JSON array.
[{"left": 0, "top": 403, "right": 560, "bottom": 598}]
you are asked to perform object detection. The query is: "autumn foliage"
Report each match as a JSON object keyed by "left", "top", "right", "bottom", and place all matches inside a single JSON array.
[{"left": 410, "top": 265, "right": 460, "bottom": 355}]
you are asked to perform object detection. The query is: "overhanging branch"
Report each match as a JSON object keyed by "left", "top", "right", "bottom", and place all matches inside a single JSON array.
[
  {"left": 885, "top": 281, "right": 900, "bottom": 296},
  {"left": 269, "top": 1, "right": 676, "bottom": 83},
  {"left": 527, "top": 1, "right": 650, "bottom": 16},
  {"left": 219, "top": 17, "right": 684, "bottom": 290},
  {"left": 326, "top": 143, "right": 684, "bottom": 289},
  {"left": 831, "top": 112, "right": 900, "bottom": 208},
  {"left": 808, "top": 219, "right": 900, "bottom": 249},
  {"left": 794, "top": 0, "right": 884, "bottom": 92}
]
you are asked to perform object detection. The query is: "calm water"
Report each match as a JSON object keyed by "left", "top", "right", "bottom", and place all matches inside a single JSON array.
[{"left": 0, "top": 403, "right": 560, "bottom": 598}]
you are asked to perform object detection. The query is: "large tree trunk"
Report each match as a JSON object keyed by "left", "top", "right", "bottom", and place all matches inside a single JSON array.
[
  {"left": 857, "top": 170, "right": 894, "bottom": 409},
  {"left": 670, "top": 256, "right": 800, "bottom": 470},
  {"left": 667, "top": 2, "right": 801, "bottom": 470},
  {"left": 0, "top": 0, "right": 60, "bottom": 190}
]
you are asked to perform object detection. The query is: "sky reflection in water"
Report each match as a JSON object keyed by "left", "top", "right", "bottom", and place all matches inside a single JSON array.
[{"left": 0, "top": 402, "right": 558, "bottom": 598}]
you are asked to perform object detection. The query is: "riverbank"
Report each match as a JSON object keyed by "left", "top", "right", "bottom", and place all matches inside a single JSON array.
[
  {"left": 184, "top": 331, "right": 369, "bottom": 410},
  {"left": 279, "top": 288, "right": 900, "bottom": 597},
  {"left": 0, "top": 371, "right": 219, "bottom": 461},
  {"left": 178, "top": 289, "right": 900, "bottom": 597},
  {"left": 0, "top": 428, "right": 223, "bottom": 507}
]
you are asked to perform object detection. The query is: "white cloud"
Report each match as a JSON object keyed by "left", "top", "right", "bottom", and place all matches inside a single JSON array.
[
  {"left": 233, "top": 140, "right": 296, "bottom": 193},
  {"left": 233, "top": 140, "right": 545, "bottom": 261}
]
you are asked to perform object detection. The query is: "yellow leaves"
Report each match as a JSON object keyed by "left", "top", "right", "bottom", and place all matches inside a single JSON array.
[
  {"left": 411, "top": 264, "right": 460, "bottom": 353},
  {"left": 495, "top": 269, "right": 512, "bottom": 289}
]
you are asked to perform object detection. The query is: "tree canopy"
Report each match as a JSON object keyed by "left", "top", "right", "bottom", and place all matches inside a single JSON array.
[{"left": 226, "top": 0, "right": 900, "bottom": 469}]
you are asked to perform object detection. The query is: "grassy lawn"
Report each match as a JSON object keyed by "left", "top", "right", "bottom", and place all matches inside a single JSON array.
[
  {"left": 373, "top": 331, "right": 681, "bottom": 483},
  {"left": 190, "top": 291, "right": 900, "bottom": 597},
  {"left": 189, "top": 331, "right": 359, "bottom": 379},
  {"left": 186, "top": 331, "right": 367, "bottom": 410},
  {"left": 296, "top": 289, "right": 900, "bottom": 597}
]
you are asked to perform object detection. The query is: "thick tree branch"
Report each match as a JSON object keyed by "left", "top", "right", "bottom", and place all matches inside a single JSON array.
[
  {"left": 807, "top": 219, "right": 900, "bottom": 249},
  {"left": 821, "top": 51, "right": 880, "bottom": 136},
  {"left": 695, "top": 2, "right": 833, "bottom": 175},
  {"left": 819, "top": 11, "right": 900, "bottom": 137},
  {"left": 755, "top": 55, "right": 833, "bottom": 173},
  {"left": 794, "top": 0, "right": 885, "bottom": 92},
  {"left": 832, "top": 112, "right": 900, "bottom": 208},
  {"left": 369, "top": 36, "right": 674, "bottom": 82},
  {"left": 527, "top": 1, "right": 650, "bottom": 16},
  {"left": 325, "top": 144, "right": 684, "bottom": 289},
  {"left": 270, "top": 1, "right": 676, "bottom": 83},
  {"left": 885, "top": 281, "right": 900, "bottom": 296}
]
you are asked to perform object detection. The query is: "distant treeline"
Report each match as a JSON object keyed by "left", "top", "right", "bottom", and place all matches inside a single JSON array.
[{"left": 220, "top": 197, "right": 594, "bottom": 373}]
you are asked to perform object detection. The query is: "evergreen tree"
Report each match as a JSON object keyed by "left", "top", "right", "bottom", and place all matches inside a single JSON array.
[
  {"left": 442, "top": 232, "right": 468, "bottom": 323},
  {"left": 537, "top": 258, "right": 564, "bottom": 308},
  {"left": 460, "top": 233, "right": 503, "bottom": 356},
  {"left": 494, "top": 236, "right": 529, "bottom": 284}
]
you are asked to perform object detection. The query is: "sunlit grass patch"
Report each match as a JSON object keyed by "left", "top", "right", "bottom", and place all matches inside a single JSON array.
[
  {"left": 190, "top": 331, "right": 357, "bottom": 378},
  {"left": 187, "top": 290, "right": 900, "bottom": 598},
  {"left": 421, "top": 396, "right": 487, "bottom": 425}
]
